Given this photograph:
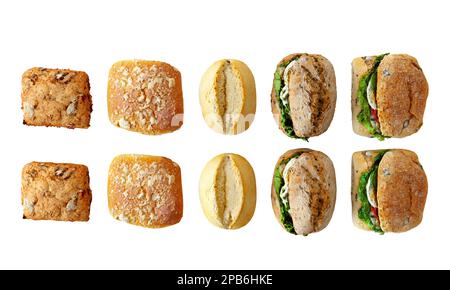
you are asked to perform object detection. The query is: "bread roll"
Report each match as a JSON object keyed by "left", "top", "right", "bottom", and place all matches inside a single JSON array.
[
  {"left": 108, "top": 60, "right": 183, "bottom": 135},
  {"left": 351, "top": 54, "right": 428, "bottom": 138},
  {"left": 21, "top": 67, "right": 92, "bottom": 129},
  {"left": 351, "top": 149, "right": 428, "bottom": 233},
  {"left": 21, "top": 162, "right": 92, "bottom": 222},
  {"left": 271, "top": 149, "right": 336, "bottom": 235},
  {"left": 199, "top": 153, "right": 256, "bottom": 229},
  {"left": 271, "top": 53, "right": 336, "bottom": 138},
  {"left": 108, "top": 154, "right": 183, "bottom": 228},
  {"left": 199, "top": 59, "right": 256, "bottom": 135}
]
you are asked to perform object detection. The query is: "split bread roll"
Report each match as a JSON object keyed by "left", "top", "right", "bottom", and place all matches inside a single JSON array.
[
  {"left": 351, "top": 149, "right": 428, "bottom": 233},
  {"left": 108, "top": 154, "right": 183, "bottom": 228},
  {"left": 108, "top": 60, "right": 184, "bottom": 135},
  {"left": 352, "top": 54, "right": 428, "bottom": 139},
  {"left": 199, "top": 59, "right": 256, "bottom": 135},
  {"left": 271, "top": 53, "right": 336, "bottom": 139},
  {"left": 199, "top": 153, "right": 256, "bottom": 229},
  {"left": 271, "top": 149, "right": 336, "bottom": 236}
]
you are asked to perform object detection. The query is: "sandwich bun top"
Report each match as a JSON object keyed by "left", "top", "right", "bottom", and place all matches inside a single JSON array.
[
  {"left": 377, "top": 149, "right": 428, "bottom": 232},
  {"left": 377, "top": 54, "right": 428, "bottom": 137}
]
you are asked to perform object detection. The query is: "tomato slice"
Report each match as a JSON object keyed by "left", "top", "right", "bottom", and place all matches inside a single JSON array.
[
  {"left": 371, "top": 108, "right": 379, "bottom": 123},
  {"left": 371, "top": 206, "right": 379, "bottom": 220}
]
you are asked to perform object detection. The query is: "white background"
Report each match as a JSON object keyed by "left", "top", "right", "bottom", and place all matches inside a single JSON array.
[{"left": 0, "top": 0, "right": 448, "bottom": 270}]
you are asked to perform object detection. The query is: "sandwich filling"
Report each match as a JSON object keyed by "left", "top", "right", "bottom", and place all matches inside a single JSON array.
[
  {"left": 357, "top": 150, "right": 388, "bottom": 233},
  {"left": 357, "top": 53, "right": 389, "bottom": 140},
  {"left": 274, "top": 57, "right": 308, "bottom": 141},
  {"left": 273, "top": 153, "right": 301, "bottom": 234}
]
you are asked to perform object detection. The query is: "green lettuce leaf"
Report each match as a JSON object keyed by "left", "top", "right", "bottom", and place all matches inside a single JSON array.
[
  {"left": 274, "top": 153, "right": 301, "bottom": 234},
  {"left": 357, "top": 150, "right": 388, "bottom": 234},
  {"left": 274, "top": 59, "right": 308, "bottom": 141},
  {"left": 356, "top": 53, "right": 389, "bottom": 141}
]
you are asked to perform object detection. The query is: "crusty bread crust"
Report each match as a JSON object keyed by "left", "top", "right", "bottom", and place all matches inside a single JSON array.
[
  {"left": 22, "top": 162, "right": 92, "bottom": 222},
  {"left": 288, "top": 151, "right": 336, "bottom": 235},
  {"left": 107, "top": 60, "right": 184, "bottom": 135},
  {"left": 351, "top": 150, "right": 384, "bottom": 231},
  {"left": 108, "top": 155, "right": 183, "bottom": 228},
  {"left": 22, "top": 67, "right": 92, "bottom": 129},
  {"left": 377, "top": 150, "right": 428, "bottom": 232},
  {"left": 271, "top": 54, "right": 336, "bottom": 138},
  {"left": 377, "top": 55, "right": 428, "bottom": 137},
  {"left": 271, "top": 149, "right": 336, "bottom": 235},
  {"left": 351, "top": 57, "right": 376, "bottom": 137}
]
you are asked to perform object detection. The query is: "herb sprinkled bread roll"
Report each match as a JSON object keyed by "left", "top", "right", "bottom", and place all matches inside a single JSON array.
[{"left": 271, "top": 149, "right": 336, "bottom": 236}]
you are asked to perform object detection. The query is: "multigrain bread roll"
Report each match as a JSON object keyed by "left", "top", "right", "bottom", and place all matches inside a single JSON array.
[
  {"left": 271, "top": 149, "right": 336, "bottom": 236},
  {"left": 351, "top": 54, "right": 428, "bottom": 140},
  {"left": 21, "top": 67, "right": 92, "bottom": 129},
  {"left": 271, "top": 54, "right": 336, "bottom": 140},
  {"left": 351, "top": 149, "right": 428, "bottom": 233},
  {"left": 108, "top": 154, "right": 183, "bottom": 228},
  {"left": 108, "top": 60, "right": 183, "bottom": 135},
  {"left": 199, "top": 59, "right": 256, "bottom": 135},
  {"left": 199, "top": 153, "right": 256, "bottom": 229},
  {"left": 21, "top": 162, "right": 92, "bottom": 221}
]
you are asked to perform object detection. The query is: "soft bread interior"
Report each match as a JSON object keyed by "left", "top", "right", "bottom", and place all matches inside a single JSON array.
[
  {"left": 221, "top": 62, "right": 244, "bottom": 134},
  {"left": 214, "top": 155, "right": 244, "bottom": 228}
]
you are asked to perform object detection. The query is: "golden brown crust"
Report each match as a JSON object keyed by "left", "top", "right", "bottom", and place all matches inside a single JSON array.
[
  {"left": 107, "top": 155, "right": 183, "bottom": 228},
  {"left": 107, "top": 60, "right": 183, "bottom": 135},
  {"left": 377, "top": 150, "right": 428, "bottom": 232},
  {"left": 21, "top": 162, "right": 92, "bottom": 221},
  {"left": 21, "top": 67, "right": 92, "bottom": 129},
  {"left": 271, "top": 54, "right": 336, "bottom": 138},
  {"left": 271, "top": 149, "right": 336, "bottom": 235},
  {"left": 351, "top": 150, "right": 384, "bottom": 230},
  {"left": 377, "top": 55, "right": 428, "bottom": 137}
]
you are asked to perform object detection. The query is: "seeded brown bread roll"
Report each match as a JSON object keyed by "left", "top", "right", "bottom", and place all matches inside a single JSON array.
[
  {"left": 351, "top": 149, "right": 428, "bottom": 233},
  {"left": 271, "top": 53, "right": 336, "bottom": 138},
  {"left": 108, "top": 60, "right": 184, "bottom": 135},
  {"left": 199, "top": 153, "right": 256, "bottom": 229},
  {"left": 351, "top": 54, "right": 428, "bottom": 138},
  {"left": 21, "top": 162, "right": 92, "bottom": 221},
  {"left": 377, "top": 150, "right": 428, "bottom": 232},
  {"left": 199, "top": 59, "right": 256, "bottom": 135},
  {"left": 271, "top": 149, "right": 336, "bottom": 235},
  {"left": 21, "top": 68, "right": 92, "bottom": 129},
  {"left": 108, "top": 154, "right": 183, "bottom": 228}
]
